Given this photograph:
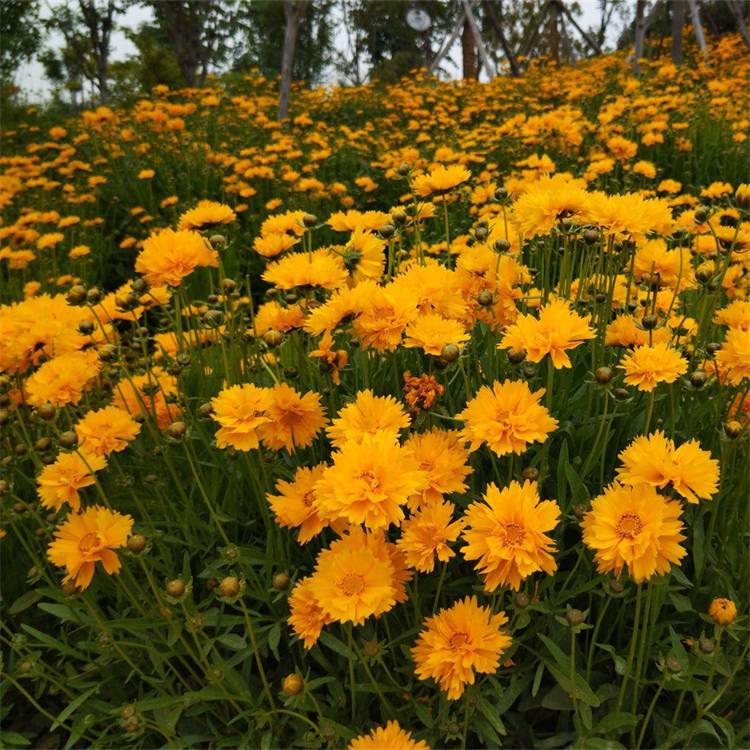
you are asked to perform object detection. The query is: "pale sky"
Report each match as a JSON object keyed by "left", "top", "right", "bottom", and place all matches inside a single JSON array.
[{"left": 15, "top": 0, "right": 625, "bottom": 101}]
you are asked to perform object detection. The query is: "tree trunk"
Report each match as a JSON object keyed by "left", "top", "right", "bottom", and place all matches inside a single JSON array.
[
  {"left": 78, "top": 0, "right": 115, "bottom": 101},
  {"left": 670, "top": 0, "right": 685, "bottom": 63},
  {"left": 632, "top": 0, "right": 648, "bottom": 75},
  {"left": 548, "top": 1, "right": 560, "bottom": 63},
  {"left": 278, "top": 0, "right": 308, "bottom": 120},
  {"left": 461, "top": 16, "right": 477, "bottom": 79},
  {"left": 482, "top": 0, "right": 520, "bottom": 76},
  {"left": 728, "top": 0, "right": 750, "bottom": 50}
]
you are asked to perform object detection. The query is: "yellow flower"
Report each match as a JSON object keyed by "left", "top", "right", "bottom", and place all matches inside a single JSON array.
[
  {"left": 262, "top": 249, "right": 347, "bottom": 290},
  {"left": 308, "top": 530, "right": 399, "bottom": 625},
  {"left": 348, "top": 721, "right": 430, "bottom": 750},
  {"left": 581, "top": 483, "right": 686, "bottom": 583},
  {"left": 75, "top": 405, "right": 141, "bottom": 457},
  {"left": 708, "top": 598, "right": 737, "bottom": 626},
  {"left": 113, "top": 368, "right": 180, "bottom": 430},
  {"left": 616, "top": 431, "right": 720, "bottom": 503},
  {"left": 511, "top": 174, "right": 590, "bottom": 238},
  {"left": 715, "top": 328, "right": 750, "bottom": 385},
  {"left": 499, "top": 299, "right": 594, "bottom": 368},
  {"left": 412, "top": 165, "right": 471, "bottom": 197},
  {"left": 258, "top": 383, "right": 325, "bottom": 452},
  {"left": 459, "top": 380, "right": 558, "bottom": 457},
  {"left": 403, "top": 428, "right": 471, "bottom": 509},
  {"left": 25, "top": 350, "right": 101, "bottom": 407},
  {"left": 135, "top": 228, "right": 219, "bottom": 287},
  {"left": 412, "top": 596, "right": 512, "bottom": 699},
  {"left": 397, "top": 500, "right": 465, "bottom": 573},
  {"left": 353, "top": 283, "right": 418, "bottom": 352},
  {"left": 288, "top": 576, "right": 332, "bottom": 649},
  {"left": 342, "top": 226, "right": 386, "bottom": 283},
  {"left": 620, "top": 342, "right": 688, "bottom": 391},
  {"left": 48, "top": 506, "right": 133, "bottom": 590},
  {"left": 404, "top": 313, "right": 470, "bottom": 356},
  {"left": 315, "top": 432, "right": 427, "bottom": 530},
  {"left": 177, "top": 200, "right": 236, "bottom": 231},
  {"left": 462, "top": 480, "right": 559, "bottom": 590},
  {"left": 326, "top": 389, "right": 410, "bottom": 448},
  {"left": 37, "top": 451, "right": 107, "bottom": 512},
  {"left": 268, "top": 464, "right": 329, "bottom": 543},
  {"left": 211, "top": 383, "right": 272, "bottom": 451}
]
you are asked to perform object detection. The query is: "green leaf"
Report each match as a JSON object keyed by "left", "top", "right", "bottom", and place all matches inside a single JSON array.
[
  {"left": 8, "top": 589, "right": 44, "bottom": 615},
  {"left": 477, "top": 697, "right": 506, "bottom": 737},
  {"left": 595, "top": 712, "right": 639, "bottom": 733},
  {"left": 544, "top": 660, "right": 601, "bottom": 707},
  {"left": 37, "top": 603, "right": 83, "bottom": 624},
  {"left": 0, "top": 731, "right": 31, "bottom": 747},
  {"left": 267, "top": 623, "right": 281, "bottom": 661},
  {"left": 20, "top": 625, "right": 80, "bottom": 658},
  {"left": 538, "top": 633, "right": 569, "bottom": 671},
  {"left": 51, "top": 686, "right": 98, "bottom": 731},
  {"left": 565, "top": 462, "right": 590, "bottom": 504},
  {"left": 557, "top": 440, "right": 570, "bottom": 508},
  {"left": 669, "top": 627, "right": 689, "bottom": 671},
  {"left": 317, "top": 631, "right": 349, "bottom": 658},
  {"left": 692, "top": 512, "right": 705, "bottom": 577},
  {"left": 217, "top": 633, "right": 247, "bottom": 651},
  {"left": 668, "top": 592, "right": 692, "bottom": 613},
  {"left": 532, "top": 661, "right": 545, "bottom": 697}
]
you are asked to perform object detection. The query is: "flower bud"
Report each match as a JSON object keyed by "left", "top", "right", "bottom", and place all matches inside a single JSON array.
[
  {"left": 264, "top": 329, "right": 283, "bottom": 348},
  {"left": 219, "top": 576, "right": 241, "bottom": 598},
  {"left": 166, "top": 579, "right": 186, "bottom": 598},
  {"left": 724, "top": 420, "right": 742, "bottom": 439},
  {"left": 166, "top": 421, "right": 187, "bottom": 439},
  {"left": 59, "top": 431, "right": 78, "bottom": 449},
  {"left": 477, "top": 290, "right": 493, "bottom": 307},
  {"left": 127, "top": 534, "right": 147, "bottom": 553},
  {"left": 303, "top": 213, "right": 318, "bottom": 228},
  {"left": 566, "top": 608, "right": 585, "bottom": 627},
  {"left": 514, "top": 592, "right": 530, "bottom": 609},
  {"left": 594, "top": 366, "right": 613, "bottom": 384},
  {"left": 699, "top": 637, "right": 714, "bottom": 654},
  {"left": 521, "top": 467, "right": 539, "bottom": 481},
  {"left": 282, "top": 673, "right": 304, "bottom": 695},
  {"left": 440, "top": 343, "right": 460, "bottom": 363},
  {"left": 666, "top": 655, "right": 682, "bottom": 673},
  {"left": 273, "top": 572, "right": 291, "bottom": 591}
]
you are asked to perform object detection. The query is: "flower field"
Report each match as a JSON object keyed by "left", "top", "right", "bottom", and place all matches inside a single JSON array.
[{"left": 1, "top": 31, "right": 749, "bottom": 750}]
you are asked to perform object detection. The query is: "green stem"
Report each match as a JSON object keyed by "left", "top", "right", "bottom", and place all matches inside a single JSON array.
[{"left": 617, "top": 584, "right": 642, "bottom": 711}]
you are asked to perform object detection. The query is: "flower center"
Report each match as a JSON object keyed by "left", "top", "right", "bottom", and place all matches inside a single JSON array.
[
  {"left": 359, "top": 470, "right": 380, "bottom": 491},
  {"left": 302, "top": 491, "right": 315, "bottom": 508},
  {"left": 502, "top": 522, "right": 525, "bottom": 547},
  {"left": 616, "top": 511, "right": 643, "bottom": 539},
  {"left": 449, "top": 632, "right": 471, "bottom": 651},
  {"left": 340, "top": 573, "right": 365, "bottom": 596},
  {"left": 78, "top": 532, "right": 102, "bottom": 554}
]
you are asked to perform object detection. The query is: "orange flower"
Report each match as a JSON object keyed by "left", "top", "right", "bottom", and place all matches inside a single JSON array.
[
  {"left": 25, "top": 350, "right": 101, "bottom": 407},
  {"left": 135, "top": 228, "right": 219, "bottom": 287},
  {"left": 326, "top": 389, "right": 410, "bottom": 448},
  {"left": 75, "top": 405, "right": 141, "bottom": 457},
  {"left": 258, "top": 383, "right": 325, "bottom": 452},
  {"left": 267, "top": 464, "right": 328, "bottom": 543},
  {"left": 459, "top": 380, "right": 557, "bottom": 457},
  {"left": 412, "top": 596, "right": 512, "bottom": 699},
  {"left": 348, "top": 721, "right": 430, "bottom": 750},
  {"left": 48, "top": 506, "right": 133, "bottom": 589},
  {"left": 37, "top": 452, "right": 107, "bottom": 512},
  {"left": 288, "top": 576, "right": 332, "bottom": 649},
  {"left": 620, "top": 342, "right": 688, "bottom": 391},
  {"left": 397, "top": 500, "right": 465, "bottom": 572}
]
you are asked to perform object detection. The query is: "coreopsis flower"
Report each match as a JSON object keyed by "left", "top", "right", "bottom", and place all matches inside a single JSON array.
[
  {"left": 48, "top": 506, "right": 133, "bottom": 590},
  {"left": 267, "top": 464, "right": 329, "bottom": 543},
  {"left": 328, "top": 209, "right": 390, "bottom": 233},
  {"left": 288, "top": 576, "right": 332, "bottom": 649},
  {"left": 177, "top": 200, "right": 236, "bottom": 231},
  {"left": 397, "top": 500, "right": 465, "bottom": 573},
  {"left": 75, "top": 405, "right": 141, "bottom": 457},
  {"left": 708, "top": 598, "right": 737, "bottom": 625},
  {"left": 459, "top": 380, "right": 558, "bottom": 457},
  {"left": 616, "top": 431, "right": 720, "bottom": 503},
  {"left": 326, "top": 389, "right": 410, "bottom": 448},
  {"left": 353, "top": 283, "right": 418, "bottom": 352},
  {"left": 412, "top": 596, "right": 512, "bottom": 700},
  {"left": 620, "top": 342, "right": 688, "bottom": 391},
  {"left": 715, "top": 328, "right": 750, "bottom": 385},
  {"left": 135, "top": 228, "right": 219, "bottom": 287},
  {"left": 37, "top": 452, "right": 107, "bottom": 512},
  {"left": 260, "top": 210, "right": 306, "bottom": 238},
  {"left": 403, "top": 371, "right": 444, "bottom": 414},
  {"left": 262, "top": 249, "right": 347, "bottom": 291},
  {"left": 714, "top": 300, "right": 750, "bottom": 330},
  {"left": 412, "top": 165, "right": 471, "bottom": 197},
  {"left": 315, "top": 432, "right": 427, "bottom": 529},
  {"left": 498, "top": 299, "right": 594, "bottom": 368},
  {"left": 404, "top": 313, "right": 470, "bottom": 356},
  {"left": 511, "top": 174, "right": 590, "bottom": 238},
  {"left": 462, "top": 481, "right": 559, "bottom": 590},
  {"left": 257, "top": 383, "right": 325, "bottom": 452},
  {"left": 403, "top": 428, "right": 471, "bottom": 509},
  {"left": 211, "top": 383, "right": 272, "bottom": 451},
  {"left": 253, "top": 232, "right": 299, "bottom": 258},
  {"left": 307, "top": 530, "right": 399, "bottom": 625},
  {"left": 25, "top": 350, "right": 101, "bottom": 407},
  {"left": 581, "top": 483, "right": 686, "bottom": 583},
  {"left": 342, "top": 226, "right": 386, "bottom": 283},
  {"left": 113, "top": 368, "right": 180, "bottom": 429},
  {"left": 348, "top": 721, "right": 430, "bottom": 750},
  {"left": 309, "top": 331, "right": 348, "bottom": 385}
]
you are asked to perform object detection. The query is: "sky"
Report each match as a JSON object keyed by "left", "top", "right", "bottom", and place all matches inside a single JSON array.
[{"left": 15, "top": 0, "right": 625, "bottom": 101}]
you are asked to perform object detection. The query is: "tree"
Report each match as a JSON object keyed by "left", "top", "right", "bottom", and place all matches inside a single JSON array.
[
  {"left": 233, "top": 0, "right": 334, "bottom": 87},
  {"left": 278, "top": 0, "right": 309, "bottom": 119},
  {"left": 77, "top": 0, "right": 119, "bottom": 101},
  {"left": 0, "top": 0, "right": 43, "bottom": 83},
  {"left": 149, "top": 0, "right": 238, "bottom": 86}
]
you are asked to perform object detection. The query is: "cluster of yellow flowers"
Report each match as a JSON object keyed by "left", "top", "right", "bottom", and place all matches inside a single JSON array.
[{"left": 0, "top": 30, "right": 748, "bottom": 750}]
